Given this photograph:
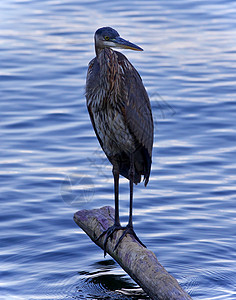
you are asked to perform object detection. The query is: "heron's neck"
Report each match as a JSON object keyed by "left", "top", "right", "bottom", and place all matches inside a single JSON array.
[
  {"left": 96, "top": 48, "right": 120, "bottom": 100},
  {"left": 95, "top": 45, "right": 101, "bottom": 57},
  {"left": 97, "top": 48, "right": 118, "bottom": 71},
  {"left": 95, "top": 45, "right": 108, "bottom": 57}
]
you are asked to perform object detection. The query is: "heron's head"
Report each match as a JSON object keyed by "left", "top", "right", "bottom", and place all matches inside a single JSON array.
[{"left": 94, "top": 27, "right": 143, "bottom": 55}]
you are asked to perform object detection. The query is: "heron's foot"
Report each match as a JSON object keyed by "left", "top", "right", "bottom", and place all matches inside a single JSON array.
[
  {"left": 96, "top": 223, "right": 125, "bottom": 257},
  {"left": 114, "top": 224, "right": 146, "bottom": 251}
]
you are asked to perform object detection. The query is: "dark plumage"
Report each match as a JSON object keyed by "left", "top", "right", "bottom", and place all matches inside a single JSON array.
[{"left": 86, "top": 27, "right": 153, "bottom": 254}]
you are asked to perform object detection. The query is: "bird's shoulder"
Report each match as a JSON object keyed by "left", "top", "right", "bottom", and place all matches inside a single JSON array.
[
  {"left": 86, "top": 57, "right": 100, "bottom": 102},
  {"left": 87, "top": 57, "right": 99, "bottom": 78},
  {"left": 114, "top": 51, "right": 141, "bottom": 76}
]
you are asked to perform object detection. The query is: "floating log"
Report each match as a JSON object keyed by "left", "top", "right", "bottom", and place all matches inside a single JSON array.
[{"left": 74, "top": 206, "right": 192, "bottom": 300}]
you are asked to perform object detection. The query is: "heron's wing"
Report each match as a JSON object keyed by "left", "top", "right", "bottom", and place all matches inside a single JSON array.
[{"left": 117, "top": 52, "right": 154, "bottom": 157}]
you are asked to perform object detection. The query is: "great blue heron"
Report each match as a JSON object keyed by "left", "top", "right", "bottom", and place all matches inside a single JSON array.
[{"left": 86, "top": 27, "right": 153, "bottom": 255}]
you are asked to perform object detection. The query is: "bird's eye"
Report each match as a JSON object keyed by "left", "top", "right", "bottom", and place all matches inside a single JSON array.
[{"left": 104, "top": 36, "right": 109, "bottom": 41}]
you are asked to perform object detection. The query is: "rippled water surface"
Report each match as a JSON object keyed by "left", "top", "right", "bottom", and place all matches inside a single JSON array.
[{"left": 1, "top": 1, "right": 236, "bottom": 299}]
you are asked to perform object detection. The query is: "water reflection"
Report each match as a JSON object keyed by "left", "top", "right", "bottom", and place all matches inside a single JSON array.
[{"left": 77, "top": 260, "right": 148, "bottom": 299}]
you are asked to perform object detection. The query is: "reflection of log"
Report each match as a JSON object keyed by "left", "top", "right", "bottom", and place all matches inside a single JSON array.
[{"left": 74, "top": 206, "right": 192, "bottom": 300}]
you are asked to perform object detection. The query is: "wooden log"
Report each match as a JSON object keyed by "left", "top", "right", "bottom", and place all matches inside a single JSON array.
[{"left": 74, "top": 206, "right": 192, "bottom": 300}]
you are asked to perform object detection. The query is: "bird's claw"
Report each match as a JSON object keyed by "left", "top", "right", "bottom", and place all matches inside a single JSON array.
[
  {"left": 95, "top": 223, "right": 125, "bottom": 257},
  {"left": 114, "top": 225, "right": 146, "bottom": 251},
  {"left": 96, "top": 223, "right": 145, "bottom": 256}
]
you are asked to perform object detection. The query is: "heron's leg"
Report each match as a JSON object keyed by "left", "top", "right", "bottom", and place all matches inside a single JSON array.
[
  {"left": 128, "top": 153, "right": 134, "bottom": 227},
  {"left": 96, "top": 161, "right": 124, "bottom": 256},
  {"left": 113, "top": 163, "right": 120, "bottom": 226},
  {"left": 114, "top": 153, "right": 146, "bottom": 251}
]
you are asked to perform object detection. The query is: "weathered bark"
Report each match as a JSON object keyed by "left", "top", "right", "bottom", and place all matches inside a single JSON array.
[{"left": 74, "top": 206, "right": 192, "bottom": 300}]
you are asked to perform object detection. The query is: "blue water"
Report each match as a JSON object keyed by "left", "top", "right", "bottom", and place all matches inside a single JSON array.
[{"left": 1, "top": 1, "right": 236, "bottom": 299}]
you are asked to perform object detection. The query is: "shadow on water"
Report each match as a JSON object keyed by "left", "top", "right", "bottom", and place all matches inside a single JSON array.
[{"left": 75, "top": 260, "right": 149, "bottom": 299}]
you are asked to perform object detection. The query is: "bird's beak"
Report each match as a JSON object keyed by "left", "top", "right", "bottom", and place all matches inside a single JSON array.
[{"left": 111, "top": 36, "right": 143, "bottom": 51}]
